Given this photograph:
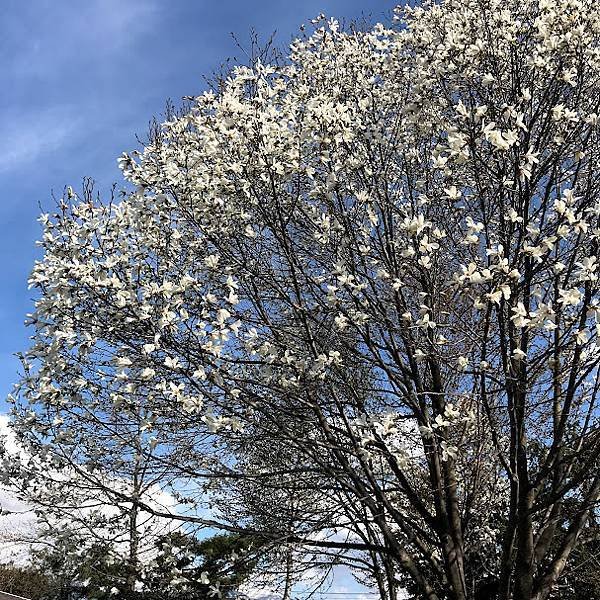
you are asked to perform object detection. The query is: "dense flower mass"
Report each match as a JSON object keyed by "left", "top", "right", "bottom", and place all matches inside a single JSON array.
[{"left": 5, "top": 1, "right": 600, "bottom": 599}]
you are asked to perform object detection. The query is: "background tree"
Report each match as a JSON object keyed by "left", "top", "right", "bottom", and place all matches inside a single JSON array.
[
  {"left": 143, "top": 532, "right": 257, "bottom": 599},
  {"left": 0, "top": 564, "right": 51, "bottom": 599},
  {"left": 26, "top": 530, "right": 256, "bottom": 600},
  {"left": 5, "top": 1, "right": 600, "bottom": 599},
  {"left": 544, "top": 508, "right": 600, "bottom": 600}
]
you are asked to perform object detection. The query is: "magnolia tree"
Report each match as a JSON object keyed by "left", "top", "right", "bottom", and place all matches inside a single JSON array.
[{"left": 5, "top": 0, "right": 600, "bottom": 598}]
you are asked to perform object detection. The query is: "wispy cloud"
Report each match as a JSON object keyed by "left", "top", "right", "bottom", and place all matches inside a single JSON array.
[
  {"left": 0, "top": 106, "right": 81, "bottom": 172},
  {"left": 0, "top": 0, "right": 161, "bottom": 173},
  {"left": 4, "top": 0, "right": 160, "bottom": 79}
]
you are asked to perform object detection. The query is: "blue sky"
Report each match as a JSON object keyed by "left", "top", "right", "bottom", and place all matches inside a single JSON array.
[{"left": 0, "top": 0, "right": 394, "bottom": 405}]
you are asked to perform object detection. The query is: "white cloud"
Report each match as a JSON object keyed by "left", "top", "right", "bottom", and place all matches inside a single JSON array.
[
  {"left": 0, "top": 415, "right": 178, "bottom": 565},
  {"left": 0, "top": 415, "right": 38, "bottom": 565}
]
